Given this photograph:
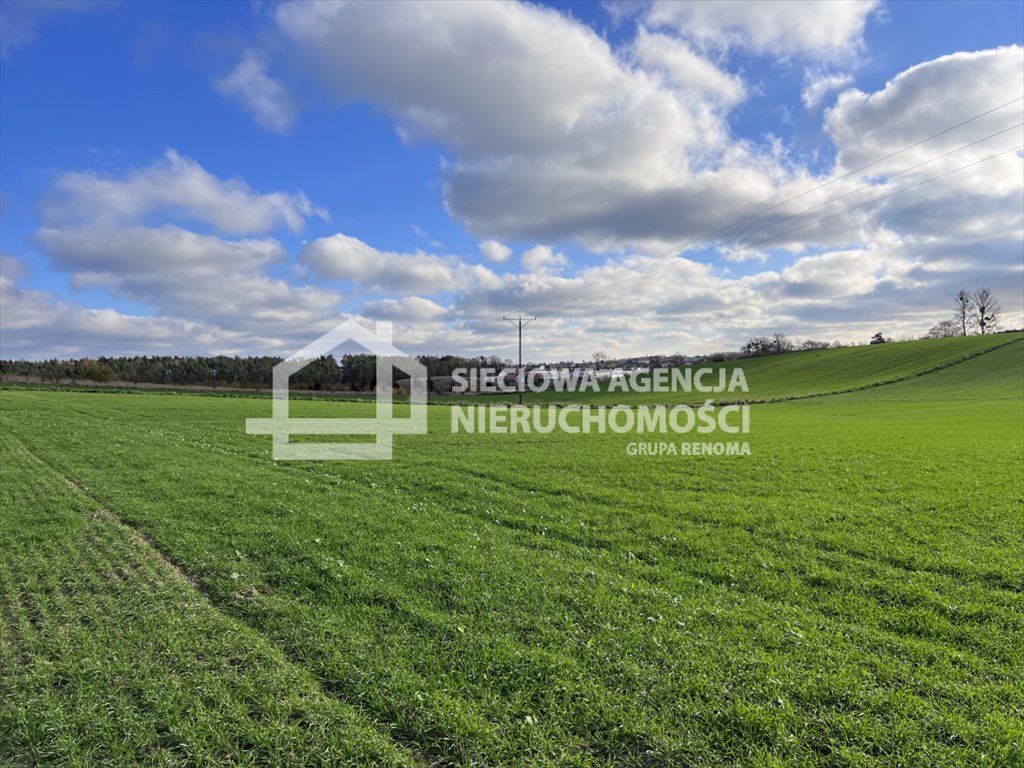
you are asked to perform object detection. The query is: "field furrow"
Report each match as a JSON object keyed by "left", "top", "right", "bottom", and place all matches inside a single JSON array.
[{"left": 0, "top": 433, "right": 421, "bottom": 767}]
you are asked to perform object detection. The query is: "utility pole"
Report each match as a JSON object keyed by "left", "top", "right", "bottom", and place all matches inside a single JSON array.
[{"left": 503, "top": 315, "right": 536, "bottom": 405}]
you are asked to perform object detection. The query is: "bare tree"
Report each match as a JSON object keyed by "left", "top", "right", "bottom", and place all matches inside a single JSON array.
[
  {"left": 972, "top": 288, "right": 1001, "bottom": 334},
  {"left": 741, "top": 333, "right": 793, "bottom": 357},
  {"left": 591, "top": 351, "right": 608, "bottom": 368},
  {"left": 800, "top": 339, "right": 831, "bottom": 350},
  {"left": 926, "top": 319, "right": 961, "bottom": 339},
  {"left": 953, "top": 289, "right": 973, "bottom": 336}
]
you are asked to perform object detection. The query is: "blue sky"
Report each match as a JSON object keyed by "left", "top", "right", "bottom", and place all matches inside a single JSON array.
[{"left": 1, "top": 0, "right": 1022, "bottom": 360}]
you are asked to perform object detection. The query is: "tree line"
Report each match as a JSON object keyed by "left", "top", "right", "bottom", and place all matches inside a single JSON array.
[{"left": 0, "top": 353, "right": 506, "bottom": 391}]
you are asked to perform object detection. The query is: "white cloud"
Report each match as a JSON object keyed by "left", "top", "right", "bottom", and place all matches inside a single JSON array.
[
  {"left": 0, "top": 272, "right": 246, "bottom": 359},
  {"left": 44, "top": 149, "right": 326, "bottom": 234},
  {"left": 36, "top": 224, "right": 282, "bottom": 277},
  {"left": 258, "top": 1, "right": 893, "bottom": 257},
  {"left": 802, "top": 70, "right": 855, "bottom": 109},
  {"left": 274, "top": 0, "right": 629, "bottom": 157},
  {"left": 0, "top": 251, "right": 29, "bottom": 282},
  {"left": 645, "top": 0, "right": 879, "bottom": 60},
  {"left": 13, "top": 219, "right": 1024, "bottom": 360},
  {"left": 273, "top": 0, "right": 765, "bottom": 252},
  {"left": 17, "top": 153, "right": 348, "bottom": 353},
  {"left": 820, "top": 45, "right": 1024, "bottom": 252},
  {"left": 300, "top": 233, "right": 463, "bottom": 293},
  {"left": 826, "top": 46, "right": 1024, "bottom": 171},
  {"left": 274, "top": 0, "right": 965, "bottom": 262},
  {"left": 214, "top": 49, "right": 297, "bottom": 134},
  {"left": 444, "top": 236, "right": 1022, "bottom": 357},
  {"left": 521, "top": 245, "right": 568, "bottom": 274},
  {"left": 361, "top": 296, "right": 448, "bottom": 323},
  {"left": 771, "top": 246, "right": 913, "bottom": 299},
  {"left": 631, "top": 28, "right": 745, "bottom": 105},
  {"left": 479, "top": 239, "right": 512, "bottom": 263},
  {"left": 34, "top": 225, "right": 341, "bottom": 333}
]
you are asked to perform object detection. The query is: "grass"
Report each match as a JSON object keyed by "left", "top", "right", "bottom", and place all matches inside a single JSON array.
[
  {"left": 0, "top": 434, "right": 417, "bottom": 767},
  {"left": 1, "top": 335, "right": 1022, "bottom": 766}
]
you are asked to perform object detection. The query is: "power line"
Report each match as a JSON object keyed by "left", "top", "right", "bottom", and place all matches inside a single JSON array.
[
  {"left": 712, "top": 123, "right": 1022, "bottom": 254},
  {"left": 519, "top": 111, "right": 1024, "bottom": 316},
  {"left": 544, "top": 142, "right": 1023, "bottom": 315},
  {"left": 502, "top": 314, "right": 536, "bottom": 405},
  {"left": 718, "top": 144, "right": 1024, "bottom": 260},
  {"left": 521, "top": 123, "right": 1024, "bottom": 315},
  {"left": 509, "top": 96, "right": 1024, "bottom": 316}
]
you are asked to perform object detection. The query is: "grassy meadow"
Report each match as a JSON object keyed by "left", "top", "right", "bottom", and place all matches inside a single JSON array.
[{"left": 1, "top": 334, "right": 1022, "bottom": 766}]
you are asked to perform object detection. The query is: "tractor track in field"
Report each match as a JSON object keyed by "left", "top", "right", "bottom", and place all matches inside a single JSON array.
[
  {"left": 744, "top": 334, "right": 1024, "bottom": 405},
  {"left": 5, "top": 432, "right": 461, "bottom": 768},
  {"left": 10, "top": 434, "right": 207, "bottom": 596}
]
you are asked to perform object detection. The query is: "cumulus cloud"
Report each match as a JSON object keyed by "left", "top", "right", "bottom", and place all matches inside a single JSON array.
[
  {"left": 34, "top": 225, "right": 341, "bottom": 330},
  {"left": 36, "top": 225, "right": 283, "bottom": 277},
  {"left": 274, "top": 0, "right": 628, "bottom": 156},
  {"left": 479, "top": 239, "right": 512, "bottom": 263},
  {"left": 826, "top": 47, "right": 1024, "bottom": 171},
  {"left": 444, "top": 237, "right": 1022, "bottom": 358},
  {"left": 265, "top": 1, "right": 1018, "bottom": 267},
  {"left": 820, "top": 45, "right": 1024, "bottom": 250},
  {"left": 214, "top": 49, "right": 297, "bottom": 134},
  {"left": 0, "top": 251, "right": 29, "bottom": 282},
  {"left": 631, "top": 28, "right": 745, "bottom": 105},
  {"left": 645, "top": 0, "right": 879, "bottom": 60},
  {"left": 300, "top": 233, "right": 465, "bottom": 293},
  {"left": 521, "top": 245, "right": 568, "bottom": 274},
  {"left": 361, "top": 296, "right": 448, "bottom": 323},
  {"left": 44, "top": 149, "right": 326, "bottom": 234},
  {"left": 20, "top": 152, "right": 348, "bottom": 351},
  {"left": 273, "top": 0, "right": 773, "bottom": 252},
  {"left": 0, "top": 271, "right": 245, "bottom": 359}
]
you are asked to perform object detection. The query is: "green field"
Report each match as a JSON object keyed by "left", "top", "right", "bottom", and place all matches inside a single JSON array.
[
  {"left": 470, "top": 333, "right": 1023, "bottom": 405},
  {"left": 2, "top": 335, "right": 1022, "bottom": 766}
]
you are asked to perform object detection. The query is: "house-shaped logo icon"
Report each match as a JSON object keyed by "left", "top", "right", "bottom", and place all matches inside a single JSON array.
[{"left": 246, "top": 319, "right": 428, "bottom": 460}]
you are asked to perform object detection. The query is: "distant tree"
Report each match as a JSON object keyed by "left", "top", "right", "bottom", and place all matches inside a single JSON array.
[
  {"left": 339, "top": 354, "right": 377, "bottom": 390},
  {"left": 926, "top": 319, "right": 961, "bottom": 339},
  {"left": 80, "top": 360, "right": 114, "bottom": 382},
  {"left": 954, "top": 289, "right": 973, "bottom": 336},
  {"left": 771, "top": 333, "right": 794, "bottom": 353},
  {"left": 740, "top": 337, "right": 770, "bottom": 356},
  {"left": 972, "top": 288, "right": 1001, "bottom": 334},
  {"left": 592, "top": 351, "right": 608, "bottom": 368},
  {"left": 741, "top": 333, "right": 793, "bottom": 357},
  {"left": 800, "top": 339, "right": 831, "bottom": 350},
  {"left": 869, "top": 332, "right": 888, "bottom": 345}
]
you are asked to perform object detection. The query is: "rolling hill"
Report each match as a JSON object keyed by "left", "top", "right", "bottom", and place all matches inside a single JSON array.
[{"left": 467, "top": 332, "right": 1024, "bottom": 405}]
